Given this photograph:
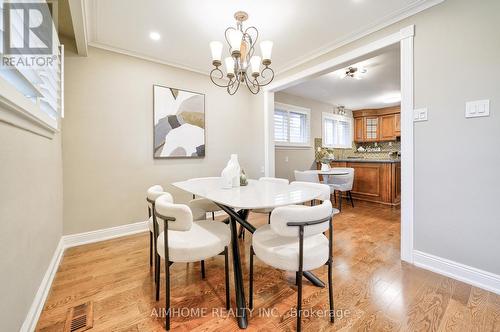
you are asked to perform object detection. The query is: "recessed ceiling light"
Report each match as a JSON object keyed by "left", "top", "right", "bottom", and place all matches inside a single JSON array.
[{"left": 149, "top": 32, "right": 161, "bottom": 41}]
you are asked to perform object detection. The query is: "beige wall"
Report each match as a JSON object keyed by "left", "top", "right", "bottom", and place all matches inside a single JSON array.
[
  {"left": 271, "top": 0, "right": 500, "bottom": 274},
  {"left": 0, "top": 122, "right": 63, "bottom": 330},
  {"left": 274, "top": 92, "right": 333, "bottom": 180},
  {"left": 62, "top": 46, "right": 262, "bottom": 234}
]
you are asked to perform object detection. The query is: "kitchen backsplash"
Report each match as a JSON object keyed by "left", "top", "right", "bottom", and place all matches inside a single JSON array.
[{"left": 314, "top": 138, "right": 401, "bottom": 161}]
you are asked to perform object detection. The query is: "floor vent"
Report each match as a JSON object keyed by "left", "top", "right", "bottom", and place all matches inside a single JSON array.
[{"left": 64, "top": 301, "right": 93, "bottom": 332}]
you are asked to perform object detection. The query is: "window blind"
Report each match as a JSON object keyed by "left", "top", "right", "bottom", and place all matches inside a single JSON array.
[
  {"left": 274, "top": 104, "right": 310, "bottom": 146},
  {"left": 323, "top": 114, "right": 352, "bottom": 148},
  {"left": 0, "top": 1, "right": 62, "bottom": 122},
  {"left": 274, "top": 109, "right": 288, "bottom": 142},
  {"left": 289, "top": 111, "right": 307, "bottom": 143}
]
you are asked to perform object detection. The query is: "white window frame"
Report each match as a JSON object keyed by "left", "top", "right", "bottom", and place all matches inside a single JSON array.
[
  {"left": 274, "top": 102, "right": 311, "bottom": 148},
  {"left": 321, "top": 112, "right": 353, "bottom": 149},
  {"left": 0, "top": 2, "right": 62, "bottom": 138}
]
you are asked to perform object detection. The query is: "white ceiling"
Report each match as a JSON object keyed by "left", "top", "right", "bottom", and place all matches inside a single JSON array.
[
  {"left": 281, "top": 44, "right": 401, "bottom": 110},
  {"left": 84, "top": 0, "right": 440, "bottom": 74}
]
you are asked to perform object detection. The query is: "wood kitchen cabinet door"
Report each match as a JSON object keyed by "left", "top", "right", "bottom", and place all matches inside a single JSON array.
[
  {"left": 354, "top": 117, "right": 364, "bottom": 142},
  {"left": 363, "top": 116, "right": 379, "bottom": 142},
  {"left": 379, "top": 114, "right": 396, "bottom": 141},
  {"left": 394, "top": 113, "right": 401, "bottom": 136}
]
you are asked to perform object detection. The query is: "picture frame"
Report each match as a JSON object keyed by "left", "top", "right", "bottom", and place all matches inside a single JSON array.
[{"left": 153, "top": 84, "right": 205, "bottom": 159}]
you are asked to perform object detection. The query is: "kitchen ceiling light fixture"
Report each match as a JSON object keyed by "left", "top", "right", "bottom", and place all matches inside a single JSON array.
[
  {"left": 209, "top": 11, "right": 274, "bottom": 95},
  {"left": 340, "top": 66, "right": 367, "bottom": 80}
]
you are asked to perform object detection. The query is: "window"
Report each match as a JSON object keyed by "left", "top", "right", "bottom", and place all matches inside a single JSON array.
[
  {"left": 322, "top": 113, "right": 353, "bottom": 149},
  {"left": 274, "top": 103, "right": 310, "bottom": 147},
  {"left": 0, "top": 1, "right": 62, "bottom": 135}
]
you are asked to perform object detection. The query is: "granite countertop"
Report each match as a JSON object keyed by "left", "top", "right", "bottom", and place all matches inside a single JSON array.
[{"left": 332, "top": 158, "right": 401, "bottom": 163}]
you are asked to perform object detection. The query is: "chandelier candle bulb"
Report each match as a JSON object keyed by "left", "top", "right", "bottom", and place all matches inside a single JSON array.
[
  {"left": 225, "top": 57, "right": 235, "bottom": 76},
  {"left": 260, "top": 40, "right": 273, "bottom": 64},
  {"left": 209, "top": 41, "right": 223, "bottom": 66},
  {"left": 250, "top": 56, "right": 261, "bottom": 75},
  {"left": 228, "top": 29, "right": 243, "bottom": 56}
]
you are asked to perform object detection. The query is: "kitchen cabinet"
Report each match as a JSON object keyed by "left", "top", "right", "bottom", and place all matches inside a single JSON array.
[
  {"left": 364, "top": 117, "right": 379, "bottom": 142},
  {"left": 353, "top": 106, "right": 400, "bottom": 142},
  {"left": 354, "top": 117, "right": 364, "bottom": 142},
  {"left": 379, "top": 114, "right": 396, "bottom": 141},
  {"left": 395, "top": 113, "right": 401, "bottom": 136},
  {"left": 327, "top": 161, "right": 401, "bottom": 206}
]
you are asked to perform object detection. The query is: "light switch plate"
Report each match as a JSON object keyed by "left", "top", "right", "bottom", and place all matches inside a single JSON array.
[
  {"left": 413, "top": 108, "right": 428, "bottom": 122},
  {"left": 466, "top": 99, "right": 490, "bottom": 118}
]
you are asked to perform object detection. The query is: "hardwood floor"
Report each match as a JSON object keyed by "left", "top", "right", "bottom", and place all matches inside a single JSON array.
[{"left": 37, "top": 201, "right": 500, "bottom": 331}]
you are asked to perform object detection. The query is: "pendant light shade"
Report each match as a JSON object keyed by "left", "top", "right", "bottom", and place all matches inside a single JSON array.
[
  {"left": 250, "top": 56, "right": 261, "bottom": 74},
  {"left": 209, "top": 41, "right": 223, "bottom": 63},
  {"left": 260, "top": 40, "right": 273, "bottom": 62},
  {"left": 228, "top": 29, "right": 243, "bottom": 54},
  {"left": 224, "top": 57, "right": 235, "bottom": 75}
]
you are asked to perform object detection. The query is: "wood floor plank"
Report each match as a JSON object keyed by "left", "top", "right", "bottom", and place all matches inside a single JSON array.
[{"left": 35, "top": 201, "right": 500, "bottom": 331}]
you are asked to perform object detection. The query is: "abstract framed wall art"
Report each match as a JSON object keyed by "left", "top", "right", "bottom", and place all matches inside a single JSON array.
[{"left": 153, "top": 85, "right": 205, "bottom": 158}]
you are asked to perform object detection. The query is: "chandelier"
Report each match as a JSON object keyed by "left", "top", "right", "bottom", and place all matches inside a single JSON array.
[{"left": 209, "top": 11, "right": 274, "bottom": 95}]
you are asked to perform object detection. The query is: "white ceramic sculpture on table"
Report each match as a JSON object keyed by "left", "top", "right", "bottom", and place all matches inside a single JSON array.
[{"left": 221, "top": 154, "right": 241, "bottom": 189}]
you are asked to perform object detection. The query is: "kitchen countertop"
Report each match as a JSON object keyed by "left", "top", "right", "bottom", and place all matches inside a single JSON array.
[{"left": 330, "top": 158, "right": 401, "bottom": 163}]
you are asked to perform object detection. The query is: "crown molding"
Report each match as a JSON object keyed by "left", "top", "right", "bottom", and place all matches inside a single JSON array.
[
  {"left": 87, "top": 41, "right": 209, "bottom": 76},
  {"left": 83, "top": 0, "right": 444, "bottom": 78},
  {"left": 276, "top": 0, "right": 445, "bottom": 74}
]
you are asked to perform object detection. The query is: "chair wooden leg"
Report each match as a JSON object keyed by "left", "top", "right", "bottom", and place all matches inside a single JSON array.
[
  {"left": 328, "top": 258, "right": 334, "bottom": 323},
  {"left": 249, "top": 246, "right": 254, "bottom": 310},
  {"left": 224, "top": 247, "right": 230, "bottom": 310},
  {"left": 349, "top": 191, "right": 354, "bottom": 208},
  {"left": 267, "top": 212, "right": 271, "bottom": 224},
  {"left": 149, "top": 232, "right": 153, "bottom": 267},
  {"left": 212, "top": 212, "right": 215, "bottom": 220},
  {"left": 201, "top": 260, "right": 206, "bottom": 279}
]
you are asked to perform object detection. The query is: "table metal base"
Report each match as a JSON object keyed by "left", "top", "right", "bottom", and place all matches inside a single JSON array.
[{"left": 215, "top": 204, "right": 325, "bottom": 329}]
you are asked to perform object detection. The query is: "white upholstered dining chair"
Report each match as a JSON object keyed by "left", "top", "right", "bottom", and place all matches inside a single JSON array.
[
  {"left": 254, "top": 177, "right": 290, "bottom": 216},
  {"left": 154, "top": 194, "right": 231, "bottom": 330},
  {"left": 294, "top": 170, "right": 320, "bottom": 183},
  {"left": 249, "top": 200, "right": 337, "bottom": 331},
  {"left": 238, "top": 177, "right": 290, "bottom": 239},
  {"left": 146, "top": 185, "right": 172, "bottom": 271},
  {"left": 188, "top": 177, "right": 223, "bottom": 220},
  {"left": 324, "top": 168, "right": 355, "bottom": 211},
  {"left": 146, "top": 185, "right": 217, "bottom": 284},
  {"left": 290, "top": 181, "right": 331, "bottom": 203}
]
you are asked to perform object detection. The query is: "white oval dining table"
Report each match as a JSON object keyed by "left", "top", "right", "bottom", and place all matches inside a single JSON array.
[{"left": 172, "top": 178, "right": 328, "bottom": 329}]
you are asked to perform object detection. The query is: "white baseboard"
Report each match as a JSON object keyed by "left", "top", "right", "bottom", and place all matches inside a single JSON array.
[
  {"left": 62, "top": 220, "right": 148, "bottom": 248},
  {"left": 21, "top": 221, "right": 149, "bottom": 331},
  {"left": 413, "top": 250, "right": 500, "bottom": 295},
  {"left": 20, "top": 238, "right": 65, "bottom": 332}
]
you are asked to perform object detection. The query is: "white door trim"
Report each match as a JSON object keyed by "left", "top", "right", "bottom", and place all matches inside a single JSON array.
[{"left": 263, "top": 25, "right": 415, "bottom": 263}]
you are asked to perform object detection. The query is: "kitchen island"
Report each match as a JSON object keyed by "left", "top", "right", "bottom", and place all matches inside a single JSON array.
[{"left": 318, "top": 159, "right": 401, "bottom": 206}]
